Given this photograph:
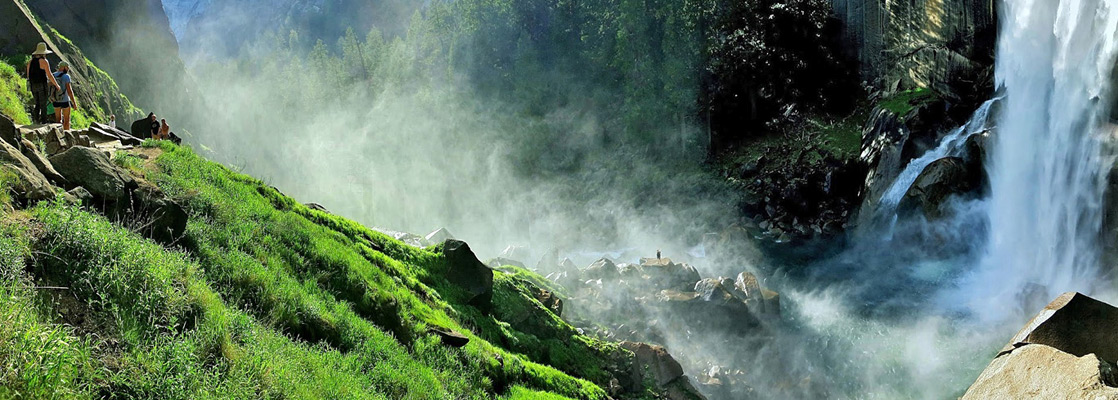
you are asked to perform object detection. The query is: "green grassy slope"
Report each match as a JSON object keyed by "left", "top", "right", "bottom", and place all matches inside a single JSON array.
[{"left": 0, "top": 141, "right": 658, "bottom": 399}]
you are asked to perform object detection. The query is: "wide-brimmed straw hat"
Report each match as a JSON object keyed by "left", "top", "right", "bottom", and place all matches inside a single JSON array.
[{"left": 32, "top": 42, "right": 53, "bottom": 56}]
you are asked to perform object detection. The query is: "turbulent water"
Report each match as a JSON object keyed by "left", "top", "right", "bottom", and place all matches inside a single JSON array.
[{"left": 761, "top": 1, "right": 1118, "bottom": 398}]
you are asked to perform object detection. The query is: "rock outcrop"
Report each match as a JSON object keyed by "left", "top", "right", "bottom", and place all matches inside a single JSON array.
[
  {"left": 829, "top": 0, "right": 996, "bottom": 102},
  {"left": 963, "top": 292, "right": 1118, "bottom": 399},
  {"left": 620, "top": 341, "right": 707, "bottom": 400},
  {"left": 897, "top": 156, "right": 977, "bottom": 217},
  {"left": 439, "top": 239, "right": 494, "bottom": 307}
]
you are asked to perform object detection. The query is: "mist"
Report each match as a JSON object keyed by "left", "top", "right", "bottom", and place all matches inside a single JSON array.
[{"left": 86, "top": 0, "right": 1118, "bottom": 398}]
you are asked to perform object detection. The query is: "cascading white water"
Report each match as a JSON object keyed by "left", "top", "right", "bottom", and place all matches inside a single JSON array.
[
  {"left": 962, "top": 0, "right": 1118, "bottom": 321},
  {"left": 877, "top": 99, "right": 999, "bottom": 213}
]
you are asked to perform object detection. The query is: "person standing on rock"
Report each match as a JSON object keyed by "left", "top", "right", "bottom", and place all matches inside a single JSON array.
[
  {"left": 109, "top": 114, "right": 116, "bottom": 129},
  {"left": 52, "top": 61, "right": 76, "bottom": 131},
  {"left": 24, "top": 43, "right": 61, "bottom": 124},
  {"left": 150, "top": 114, "right": 160, "bottom": 139}
]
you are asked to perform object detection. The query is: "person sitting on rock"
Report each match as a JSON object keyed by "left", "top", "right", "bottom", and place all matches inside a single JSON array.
[
  {"left": 157, "top": 119, "right": 171, "bottom": 140},
  {"left": 52, "top": 61, "right": 76, "bottom": 131},
  {"left": 24, "top": 43, "right": 61, "bottom": 124}
]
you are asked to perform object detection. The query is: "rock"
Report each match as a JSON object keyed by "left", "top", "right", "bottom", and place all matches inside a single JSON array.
[
  {"left": 18, "top": 139, "right": 64, "bottom": 183},
  {"left": 640, "top": 257, "right": 702, "bottom": 291},
  {"left": 486, "top": 257, "right": 525, "bottom": 269},
  {"left": 0, "top": 114, "right": 18, "bottom": 147},
  {"left": 132, "top": 184, "right": 188, "bottom": 244},
  {"left": 962, "top": 292, "right": 1118, "bottom": 399},
  {"left": 532, "top": 287, "right": 563, "bottom": 316},
  {"left": 439, "top": 239, "right": 494, "bottom": 307},
  {"left": 898, "top": 157, "right": 975, "bottom": 218},
  {"left": 962, "top": 344, "right": 1118, "bottom": 400},
  {"left": 499, "top": 245, "right": 531, "bottom": 261},
  {"left": 428, "top": 327, "right": 470, "bottom": 348},
  {"left": 65, "top": 186, "right": 92, "bottom": 206},
  {"left": 48, "top": 146, "right": 134, "bottom": 201},
  {"left": 734, "top": 271, "right": 767, "bottom": 313},
  {"left": 619, "top": 341, "right": 706, "bottom": 399},
  {"left": 0, "top": 139, "right": 54, "bottom": 202},
  {"left": 621, "top": 341, "right": 685, "bottom": 388},
  {"left": 305, "top": 202, "right": 329, "bottom": 213},
  {"left": 425, "top": 227, "right": 455, "bottom": 244},
  {"left": 693, "top": 278, "right": 738, "bottom": 304},
  {"left": 998, "top": 292, "right": 1118, "bottom": 363},
  {"left": 761, "top": 289, "right": 781, "bottom": 316},
  {"left": 584, "top": 258, "right": 620, "bottom": 281}
]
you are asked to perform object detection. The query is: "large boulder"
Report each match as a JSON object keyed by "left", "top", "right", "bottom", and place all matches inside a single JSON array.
[
  {"left": 640, "top": 258, "right": 702, "bottom": 291},
  {"left": 0, "top": 139, "right": 54, "bottom": 202},
  {"left": 439, "top": 239, "right": 494, "bottom": 307},
  {"left": 132, "top": 184, "right": 188, "bottom": 244},
  {"left": 584, "top": 258, "right": 620, "bottom": 281},
  {"left": 620, "top": 341, "right": 707, "bottom": 400},
  {"left": 425, "top": 227, "right": 455, "bottom": 244},
  {"left": 962, "top": 344, "right": 1118, "bottom": 399},
  {"left": 962, "top": 292, "right": 1118, "bottom": 399},
  {"left": 48, "top": 146, "right": 134, "bottom": 201},
  {"left": 897, "top": 157, "right": 976, "bottom": 217},
  {"left": 998, "top": 292, "right": 1118, "bottom": 363},
  {"left": 0, "top": 114, "right": 18, "bottom": 147}
]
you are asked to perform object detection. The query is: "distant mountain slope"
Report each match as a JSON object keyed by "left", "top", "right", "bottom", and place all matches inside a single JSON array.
[{"left": 163, "top": 0, "right": 422, "bottom": 59}]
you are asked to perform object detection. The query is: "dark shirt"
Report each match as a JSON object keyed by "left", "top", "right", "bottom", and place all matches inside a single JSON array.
[
  {"left": 151, "top": 120, "right": 160, "bottom": 136},
  {"left": 28, "top": 57, "right": 48, "bottom": 84}
]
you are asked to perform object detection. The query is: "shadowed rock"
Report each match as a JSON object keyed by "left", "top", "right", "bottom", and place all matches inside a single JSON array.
[
  {"left": 0, "top": 139, "right": 54, "bottom": 201},
  {"left": 999, "top": 292, "right": 1118, "bottom": 362},
  {"left": 439, "top": 239, "right": 494, "bottom": 307}
]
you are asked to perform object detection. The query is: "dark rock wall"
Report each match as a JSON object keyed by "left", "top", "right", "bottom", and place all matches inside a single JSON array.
[
  {"left": 23, "top": 0, "right": 196, "bottom": 119},
  {"left": 830, "top": 0, "right": 997, "bottom": 101}
]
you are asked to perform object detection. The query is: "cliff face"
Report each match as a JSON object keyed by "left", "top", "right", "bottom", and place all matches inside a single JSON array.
[
  {"left": 23, "top": 0, "right": 194, "bottom": 119},
  {"left": 829, "top": 0, "right": 997, "bottom": 102},
  {"left": 0, "top": 0, "right": 140, "bottom": 122}
]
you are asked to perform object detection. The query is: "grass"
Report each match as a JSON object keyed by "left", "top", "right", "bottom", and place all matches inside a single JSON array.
[
  {"left": 0, "top": 59, "right": 32, "bottom": 125},
  {"left": 878, "top": 87, "right": 935, "bottom": 115},
  {"left": 0, "top": 141, "right": 652, "bottom": 399}
]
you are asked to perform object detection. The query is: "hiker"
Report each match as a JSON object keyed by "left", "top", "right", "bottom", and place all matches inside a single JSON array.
[
  {"left": 150, "top": 114, "right": 160, "bottom": 139},
  {"left": 157, "top": 119, "right": 170, "bottom": 140},
  {"left": 109, "top": 114, "right": 116, "bottom": 129},
  {"left": 24, "top": 43, "right": 61, "bottom": 124},
  {"left": 52, "top": 61, "right": 75, "bottom": 131}
]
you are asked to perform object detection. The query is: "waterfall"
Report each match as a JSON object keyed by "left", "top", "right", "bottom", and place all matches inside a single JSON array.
[{"left": 962, "top": 0, "right": 1118, "bottom": 321}]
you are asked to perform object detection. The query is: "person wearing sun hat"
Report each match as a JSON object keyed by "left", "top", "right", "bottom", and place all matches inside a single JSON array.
[
  {"left": 52, "top": 60, "right": 76, "bottom": 131},
  {"left": 25, "top": 43, "right": 62, "bottom": 124}
]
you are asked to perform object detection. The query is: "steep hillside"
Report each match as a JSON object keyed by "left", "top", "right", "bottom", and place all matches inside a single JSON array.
[{"left": 0, "top": 110, "right": 704, "bottom": 400}]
